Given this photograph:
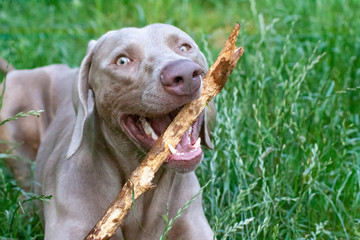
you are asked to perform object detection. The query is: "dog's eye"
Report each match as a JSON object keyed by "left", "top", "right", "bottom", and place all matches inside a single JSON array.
[
  {"left": 116, "top": 56, "right": 131, "bottom": 66},
  {"left": 179, "top": 44, "right": 191, "bottom": 52}
]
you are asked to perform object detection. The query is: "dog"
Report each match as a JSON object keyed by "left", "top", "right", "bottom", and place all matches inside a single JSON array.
[{"left": 0, "top": 24, "right": 215, "bottom": 239}]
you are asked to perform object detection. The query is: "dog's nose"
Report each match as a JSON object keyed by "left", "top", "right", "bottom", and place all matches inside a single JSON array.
[{"left": 160, "top": 59, "right": 203, "bottom": 97}]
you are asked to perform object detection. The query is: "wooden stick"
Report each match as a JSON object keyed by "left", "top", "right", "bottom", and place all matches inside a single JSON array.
[{"left": 85, "top": 23, "right": 244, "bottom": 240}]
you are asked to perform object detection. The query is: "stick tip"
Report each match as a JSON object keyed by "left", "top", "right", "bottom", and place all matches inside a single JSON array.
[{"left": 227, "top": 22, "right": 241, "bottom": 46}]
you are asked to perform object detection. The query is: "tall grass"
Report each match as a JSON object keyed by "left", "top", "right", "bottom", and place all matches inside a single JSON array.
[{"left": 1, "top": 0, "right": 359, "bottom": 239}]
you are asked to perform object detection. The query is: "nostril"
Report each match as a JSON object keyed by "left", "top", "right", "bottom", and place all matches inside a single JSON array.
[
  {"left": 192, "top": 70, "right": 201, "bottom": 78},
  {"left": 174, "top": 76, "right": 183, "bottom": 84}
]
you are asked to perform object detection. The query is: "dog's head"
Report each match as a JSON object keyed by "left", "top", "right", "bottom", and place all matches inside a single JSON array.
[{"left": 67, "top": 24, "right": 214, "bottom": 172}]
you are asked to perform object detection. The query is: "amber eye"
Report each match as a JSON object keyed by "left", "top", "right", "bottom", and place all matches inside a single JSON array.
[
  {"left": 116, "top": 56, "right": 131, "bottom": 66},
  {"left": 179, "top": 44, "right": 191, "bottom": 52}
]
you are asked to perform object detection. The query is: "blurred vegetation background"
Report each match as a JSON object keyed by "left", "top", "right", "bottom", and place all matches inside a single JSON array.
[{"left": 0, "top": 0, "right": 359, "bottom": 239}]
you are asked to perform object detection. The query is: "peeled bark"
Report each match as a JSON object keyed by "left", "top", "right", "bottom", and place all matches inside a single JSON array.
[{"left": 85, "top": 23, "right": 244, "bottom": 240}]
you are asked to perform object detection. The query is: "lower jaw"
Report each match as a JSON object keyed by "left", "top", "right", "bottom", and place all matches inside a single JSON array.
[
  {"left": 164, "top": 148, "right": 203, "bottom": 173},
  {"left": 125, "top": 135, "right": 204, "bottom": 173}
]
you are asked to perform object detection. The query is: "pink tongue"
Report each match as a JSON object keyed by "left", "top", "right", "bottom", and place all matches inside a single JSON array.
[{"left": 177, "top": 129, "right": 193, "bottom": 152}]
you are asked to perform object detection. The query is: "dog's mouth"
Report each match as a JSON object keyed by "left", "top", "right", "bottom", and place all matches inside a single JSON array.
[{"left": 120, "top": 107, "right": 203, "bottom": 172}]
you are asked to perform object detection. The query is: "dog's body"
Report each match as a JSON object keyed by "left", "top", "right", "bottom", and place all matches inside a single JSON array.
[{"left": 0, "top": 24, "right": 214, "bottom": 239}]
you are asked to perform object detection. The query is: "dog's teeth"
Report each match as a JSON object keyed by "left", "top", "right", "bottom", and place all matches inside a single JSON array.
[
  {"left": 139, "top": 117, "right": 151, "bottom": 134},
  {"left": 187, "top": 126, "right": 192, "bottom": 144},
  {"left": 151, "top": 132, "right": 158, "bottom": 140},
  {"left": 140, "top": 117, "right": 158, "bottom": 140},
  {"left": 193, "top": 138, "right": 201, "bottom": 148},
  {"left": 168, "top": 143, "right": 177, "bottom": 154}
]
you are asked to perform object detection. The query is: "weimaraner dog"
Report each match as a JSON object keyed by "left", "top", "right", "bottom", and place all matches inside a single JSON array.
[{"left": 0, "top": 24, "right": 215, "bottom": 239}]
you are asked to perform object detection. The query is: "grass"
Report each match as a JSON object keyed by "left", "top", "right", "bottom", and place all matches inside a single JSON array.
[{"left": 1, "top": 0, "right": 360, "bottom": 239}]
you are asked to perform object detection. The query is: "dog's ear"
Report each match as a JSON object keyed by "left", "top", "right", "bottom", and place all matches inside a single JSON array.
[
  {"left": 66, "top": 40, "right": 96, "bottom": 158},
  {"left": 199, "top": 54, "right": 214, "bottom": 149},
  {"left": 200, "top": 100, "right": 216, "bottom": 150},
  {"left": 86, "top": 40, "right": 97, "bottom": 54}
]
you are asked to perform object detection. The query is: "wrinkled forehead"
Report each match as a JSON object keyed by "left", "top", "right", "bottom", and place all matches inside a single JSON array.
[
  {"left": 93, "top": 24, "right": 197, "bottom": 56},
  {"left": 143, "top": 24, "right": 197, "bottom": 45}
]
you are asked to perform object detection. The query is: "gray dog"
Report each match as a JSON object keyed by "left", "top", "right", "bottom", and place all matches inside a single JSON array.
[{"left": 0, "top": 24, "right": 215, "bottom": 239}]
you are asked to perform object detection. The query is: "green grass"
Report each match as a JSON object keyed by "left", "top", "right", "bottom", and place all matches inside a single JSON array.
[{"left": 1, "top": 0, "right": 359, "bottom": 239}]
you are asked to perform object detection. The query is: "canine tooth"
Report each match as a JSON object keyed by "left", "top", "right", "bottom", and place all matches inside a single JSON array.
[
  {"left": 193, "top": 138, "right": 201, "bottom": 148},
  {"left": 140, "top": 117, "right": 158, "bottom": 139},
  {"left": 151, "top": 132, "right": 158, "bottom": 140},
  {"left": 140, "top": 117, "right": 152, "bottom": 135},
  {"left": 168, "top": 144, "right": 177, "bottom": 154}
]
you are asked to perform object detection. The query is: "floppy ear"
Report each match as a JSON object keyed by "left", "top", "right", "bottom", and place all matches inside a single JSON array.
[
  {"left": 200, "top": 100, "right": 216, "bottom": 149},
  {"left": 66, "top": 40, "right": 96, "bottom": 159}
]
